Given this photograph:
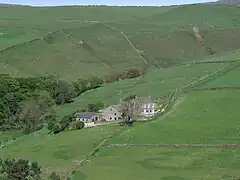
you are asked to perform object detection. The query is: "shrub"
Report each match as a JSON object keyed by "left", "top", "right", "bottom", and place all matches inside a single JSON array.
[
  {"left": 75, "top": 121, "right": 85, "bottom": 130},
  {"left": 105, "top": 68, "right": 142, "bottom": 83},
  {"left": 52, "top": 124, "right": 62, "bottom": 134},
  {"left": 0, "top": 158, "right": 42, "bottom": 180}
]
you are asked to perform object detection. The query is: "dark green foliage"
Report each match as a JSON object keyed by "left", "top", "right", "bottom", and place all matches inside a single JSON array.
[
  {"left": 75, "top": 121, "right": 85, "bottom": 130},
  {"left": 0, "top": 158, "right": 42, "bottom": 180},
  {"left": 41, "top": 76, "right": 76, "bottom": 105},
  {"left": 87, "top": 75, "right": 104, "bottom": 89},
  {"left": 46, "top": 111, "right": 58, "bottom": 132},
  {"left": 0, "top": 73, "right": 104, "bottom": 132},
  {"left": 52, "top": 124, "right": 63, "bottom": 134},
  {"left": 16, "top": 91, "right": 55, "bottom": 133},
  {"left": 105, "top": 68, "right": 142, "bottom": 83},
  {"left": 73, "top": 78, "right": 88, "bottom": 95},
  {"left": 53, "top": 80, "right": 76, "bottom": 105},
  {"left": 87, "top": 102, "right": 104, "bottom": 112},
  {"left": 49, "top": 172, "right": 61, "bottom": 180}
]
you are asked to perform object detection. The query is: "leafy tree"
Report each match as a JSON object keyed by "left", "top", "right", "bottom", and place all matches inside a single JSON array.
[
  {"left": 54, "top": 80, "right": 76, "bottom": 105},
  {"left": 73, "top": 78, "right": 88, "bottom": 95},
  {"left": 87, "top": 75, "right": 103, "bottom": 89},
  {"left": 46, "top": 111, "right": 57, "bottom": 131},
  {"left": 75, "top": 121, "right": 85, "bottom": 130},
  {"left": 87, "top": 102, "right": 104, "bottom": 112},
  {"left": 0, "top": 158, "right": 42, "bottom": 180},
  {"left": 16, "top": 91, "right": 55, "bottom": 133},
  {"left": 52, "top": 124, "right": 63, "bottom": 134}
]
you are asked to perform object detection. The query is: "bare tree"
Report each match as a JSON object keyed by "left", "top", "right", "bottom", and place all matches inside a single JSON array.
[{"left": 119, "top": 96, "right": 142, "bottom": 123}]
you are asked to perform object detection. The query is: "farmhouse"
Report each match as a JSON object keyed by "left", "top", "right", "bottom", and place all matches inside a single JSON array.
[
  {"left": 101, "top": 105, "right": 123, "bottom": 122},
  {"left": 76, "top": 112, "right": 100, "bottom": 127},
  {"left": 134, "top": 96, "right": 159, "bottom": 117}
]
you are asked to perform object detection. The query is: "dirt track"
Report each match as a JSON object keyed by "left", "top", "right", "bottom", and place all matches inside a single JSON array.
[{"left": 105, "top": 143, "right": 240, "bottom": 149}]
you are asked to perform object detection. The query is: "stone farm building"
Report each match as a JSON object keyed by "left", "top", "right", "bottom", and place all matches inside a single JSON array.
[
  {"left": 76, "top": 96, "right": 160, "bottom": 127},
  {"left": 76, "top": 112, "right": 100, "bottom": 127},
  {"left": 101, "top": 105, "right": 123, "bottom": 122},
  {"left": 134, "top": 96, "right": 158, "bottom": 117}
]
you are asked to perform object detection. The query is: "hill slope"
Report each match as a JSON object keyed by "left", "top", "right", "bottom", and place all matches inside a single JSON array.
[
  {"left": 217, "top": 0, "right": 240, "bottom": 5},
  {"left": 0, "top": 4, "right": 239, "bottom": 80},
  {"left": 1, "top": 51, "right": 240, "bottom": 179}
]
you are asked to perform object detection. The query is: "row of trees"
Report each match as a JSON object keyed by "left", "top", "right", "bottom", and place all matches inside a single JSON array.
[
  {"left": 0, "top": 74, "right": 103, "bottom": 133},
  {"left": 1, "top": 68, "right": 143, "bottom": 133},
  {"left": 0, "top": 158, "right": 61, "bottom": 180}
]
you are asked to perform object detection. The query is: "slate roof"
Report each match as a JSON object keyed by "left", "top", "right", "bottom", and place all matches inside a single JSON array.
[{"left": 76, "top": 112, "right": 98, "bottom": 119}]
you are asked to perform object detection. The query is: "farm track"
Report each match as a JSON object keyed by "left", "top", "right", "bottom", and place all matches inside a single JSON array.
[{"left": 104, "top": 143, "right": 240, "bottom": 149}]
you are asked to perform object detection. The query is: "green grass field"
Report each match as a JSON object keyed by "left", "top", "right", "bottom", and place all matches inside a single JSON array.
[
  {"left": 0, "top": 4, "right": 239, "bottom": 80},
  {"left": 70, "top": 77, "right": 240, "bottom": 179},
  {"left": 72, "top": 147, "right": 240, "bottom": 180},
  {"left": 109, "top": 90, "right": 240, "bottom": 144},
  {"left": 0, "top": 125, "right": 119, "bottom": 177},
  {"left": 198, "top": 65, "right": 240, "bottom": 87}
]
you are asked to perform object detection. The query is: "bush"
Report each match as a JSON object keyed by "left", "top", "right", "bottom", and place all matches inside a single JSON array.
[
  {"left": 75, "top": 121, "right": 85, "bottom": 130},
  {"left": 105, "top": 68, "right": 142, "bottom": 83},
  {"left": 87, "top": 75, "right": 104, "bottom": 89},
  {"left": 0, "top": 158, "right": 42, "bottom": 180},
  {"left": 52, "top": 124, "right": 62, "bottom": 134},
  {"left": 87, "top": 102, "right": 104, "bottom": 112}
]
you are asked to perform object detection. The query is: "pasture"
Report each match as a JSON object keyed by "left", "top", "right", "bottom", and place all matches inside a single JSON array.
[
  {"left": 0, "top": 125, "right": 120, "bottom": 177},
  {"left": 109, "top": 90, "right": 240, "bottom": 144},
  {"left": 0, "top": 4, "right": 239, "bottom": 80},
  {"left": 71, "top": 147, "right": 240, "bottom": 180},
  {"left": 0, "top": 3, "right": 240, "bottom": 180}
]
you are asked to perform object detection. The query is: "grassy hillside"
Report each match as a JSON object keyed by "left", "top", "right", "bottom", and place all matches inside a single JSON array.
[
  {"left": 109, "top": 90, "right": 240, "bottom": 144},
  {"left": 1, "top": 50, "right": 239, "bottom": 178},
  {"left": 1, "top": 3, "right": 240, "bottom": 180},
  {"left": 71, "top": 67, "right": 240, "bottom": 180},
  {"left": 0, "top": 4, "right": 239, "bottom": 80},
  {"left": 0, "top": 125, "right": 119, "bottom": 177},
  {"left": 56, "top": 61, "right": 230, "bottom": 117}
]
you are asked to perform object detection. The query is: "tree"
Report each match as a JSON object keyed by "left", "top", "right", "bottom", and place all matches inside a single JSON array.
[
  {"left": 52, "top": 124, "right": 62, "bottom": 134},
  {"left": 54, "top": 80, "right": 76, "bottom": 105},
  {"left": 75, "top": 121, "right": 85, "bottom": 130},
  {"left": 46, "top": 111, "right": 57, "bottom": 131},
  {"left": 0, "top": 158, "right": 42, "bottom": 180},
  {"left": 87, "top": 75, "right": 103, "bottom": 89},
  {"left": 124, "top": 68, "right": 141, "bottom": 79},
  {"left": 49, "top": 172, "right": 61, "bottom": 180},
  {"left": 119, "top": 95, "right": 141, "bottom": 124},
  {"left": 43, "top": 76, "right": 76, "bottom": 104},
  {"left": 73, "top": 78, "right": 88, "bottom": 95},
  {"left": 16, "top": 91, "right": 55, "bottom": 133},
  {"left": 87, "top": 102, "right": 104, "bottom": 112}
]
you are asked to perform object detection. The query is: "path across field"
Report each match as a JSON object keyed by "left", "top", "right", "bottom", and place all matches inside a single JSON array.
[{"left": 104, "top": 143, "right": 240, "bottom": 149}]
